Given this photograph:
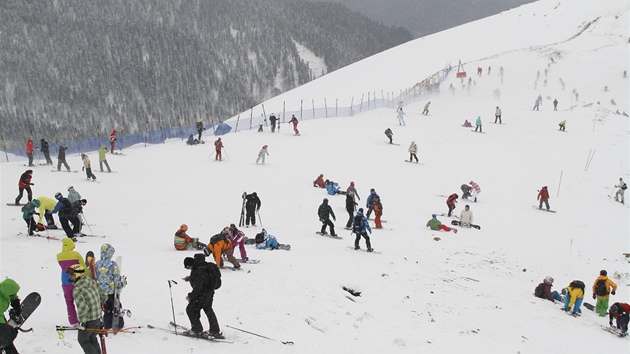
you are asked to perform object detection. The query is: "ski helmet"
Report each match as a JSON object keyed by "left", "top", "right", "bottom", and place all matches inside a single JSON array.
[
  {"left": 432, "top": 214, "right": 436, "bottom": 218},
  {"left": 350, "top": 181, "right": 355, "bottom": 186},
  {"left": 55, "top": 192, "right": 63, "bottom": 199},
  {"left": 181, "top": 224, "right": 188, "bottom": 231},
  {"left": 610, "top": 304, "right": 619, "bottom": 314}
]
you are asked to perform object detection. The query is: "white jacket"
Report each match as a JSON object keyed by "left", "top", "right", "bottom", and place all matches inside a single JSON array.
[
  {"left": 408, "top": 142, "right": 418, "bottom": 154},
  {"left": 459, "top": 209, "right": 474, "bottom": 224}
]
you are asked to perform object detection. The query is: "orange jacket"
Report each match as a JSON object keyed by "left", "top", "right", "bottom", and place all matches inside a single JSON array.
[
  {"left": 207, "top": 239, "right": 231, "bottom": 266},
  {"left": 592, "top": 275, "right": 617, "bottom": 299}
]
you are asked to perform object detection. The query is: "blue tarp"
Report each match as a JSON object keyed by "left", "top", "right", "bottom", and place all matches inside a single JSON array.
[{"left": 214, "top": 123, "right": 232, "bottom": 136}]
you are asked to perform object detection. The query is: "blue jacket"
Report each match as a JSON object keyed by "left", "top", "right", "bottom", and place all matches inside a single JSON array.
[
  {"left": 94, "top": 244, "right": 123, "bottom": 294},
  {"left": 326, "top": 182, "right": 340, "bottom": 195},
  {"left": 352, "top": 211, "right": 372, "bottom": 234},
  {"left": 476, "top": 116, "right": 482, "bottom": 126},
  {"left": 366, "top": 190, "right": 380, "bottom": 207}
]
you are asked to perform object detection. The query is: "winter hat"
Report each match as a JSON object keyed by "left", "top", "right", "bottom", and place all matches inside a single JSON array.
[
  {"left": 323, "top": 198, "right": 328, "bottom": 203},
  {"left": 358, "top": 208, "right": 364, "bottom": 213},
  {"left": 31, "top": 199, "right": 41, "bottom": 207},
  {"left": 600, "top": 270, "right": 607, "bottom": 276},
  {"left": 183, "top": 257, "right": 194, "bottom": 268},
  {"left": 263, "top": 145, "right": 268, "bottom": 149},
  {"left": 431, "top": 214, "right": 436, "bottom": 218},
  {"left": 610, "top": 304, "right": 619, "bottom": 314},
  {"left": 544, "top": 276, "right": 554, "bottom": 284},
  {"left": 350, "top": 181, "right": 355, "bottom": 186}
]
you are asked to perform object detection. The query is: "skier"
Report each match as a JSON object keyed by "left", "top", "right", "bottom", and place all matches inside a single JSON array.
[
  {"left": 25, "top": 139, "right": 36, "bottom": 166},
  {"left": 289, "top": 115, "right": 300, "bottom": 135},
  {"left": 21, "top": 199, "right": 41, "bottom": 235},
  {"left": 56, "top": 238, "right": 87, "bottom": 326},
  {"left": 183, "top": 254, "right": 224, "bottom": 339},
  {"left": 109, "top": 129, "right": 117, "bottom": 153},
  {"left": 68, "top": 186, "right": 82, "bottom": 203},
  {"left": 426, "top": 214, "right": 457, "bottom": 233},
  {"left": 561, "top": 280, "right": 585, "bottom": 316},
  {"left": 258, "top": 113, "right": 265, "bottom": 132},
  {"left": 269, "top": 113, "right": 278, "bottom": 132},
  {"left": 494, "top": 106, "right": 502, "bottom": 124},
  {"left": 614, "top": 177, "right": 626, "bottom": 204},
  {"left": 553, "top": 98, "right": 558, "bottom": 111},
  {"left": 384, "top": 128, "right": 393, "bottom": 144},
  {"left": 344, "top": 192, "right": 358, "bottom": 229},
  {"left": 57, "top": 144, "right": 71, "bottom": 171},
  {"left": 66, "top": 264, "right": 107, "bottom": 354},
  {"left": 97, "top": 145, "right": 111, "bottom": 172},
  {"left": 256, "top": 145, "right": 269, "bottom": 164},
  {"left": 460, "top": 184, "right": 472, "bottom": 199},
  {"left": 373, "top": 196, "right": 383, "bottom": 229},
  {"left": 228, "top": 223, "right": 248, "bottom": 262},
  {"left": 203, "top": 229, "right": 240, "bottom": 270},
  {"left": 469, "top": 181, "right": 481, "bottom": 202},
  {"left": 396, "top": 107, "right": 406, "bottom": 126},
  {"left": 36, "top": 195, "right": 59, "bottom": 229},
  {"left": 446, "top": 193, "right": 458, "bottom": 217},
  {"left": 0, "top": 278, "right": 22, "bottom": 354},
  {"left": 313, "top": 174, "right": 325, "bottom": 188},
  {"left": 317, "top": 198, "right": 337, "bottom": 236},
  {"left": 94, "top": 243, "right": 126, "bottom": 329},
  {"left": 40, "top": 138, "right": 53, "bottom": 165},
  {"left": 81, "top": 154, "right": 96, "bottom": 181},
  {"left": 408, "top": 141, "right": 418, "bottom": 163},
  {"left": 593, "top": 270, "right": 617, "bottom": 317},
  {"left": 608, "top": 303, "right": 630, "bottom": 337},
  {"left": 422, "top": 101, "right": 430, "bottom": 115},
  {"left": 196, "top": 119, "right": 205, "bottom": 141},
  {"left": 52, "top": 192, "right": 79, "bottom": 239},
  {"left": 351, "top": 208, "right": 373, "bottom": 251},
  {"left": 537, "top": 186, "right": 550, "bottom": 211},
  {"left": 346, "top": 181, "right": 360, "bottom": 201},
  {"left": 459, "top": 205, "right": 473, "bottom": 228},
  {"left": 15, "top": 169, "right": 34, "bottom": 205},
  {"left": 244, "top": 192, "right": 261, "bottom": 227},
  {"left": 533, "top": 276, "right": 563, "bottom": 302},
  {"left": 174, "top": 224, "right": 204, "bottom": 251},
  {"left": 214, "top": 137, "right": 223, "bottom": 160},
  {"left": 559, "top": 120, "right": 566, "bottom": 131},
  {"left": 474, "top": 116, "right": 483, "bottom": 133},
  {"left": 365, "top": 189, "right": 380, "bottom": 219}
]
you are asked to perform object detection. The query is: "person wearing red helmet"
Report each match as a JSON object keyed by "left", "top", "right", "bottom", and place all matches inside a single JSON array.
[
  {"left": 109, "top": 129, "right": 117, "bottom": 153},
  {"left": 256, "top": 145, "right": 269, "bottom": 165}
]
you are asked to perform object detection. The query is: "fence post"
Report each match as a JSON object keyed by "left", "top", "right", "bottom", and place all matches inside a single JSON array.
[
  {"left": 350, "top": 97, "right": 354, "bottom": 116},
  {"left": 336, "top": 98, "right": 338, "bottom": 117},
  {"left": 312, "top": 99, "right": 315, "bottom": 119},
  {"left": 359, "top": 94, "right": 364, "bottom": 113},
  {"left": 324, "top": 98, "right": 328, "bottom": 118},
  {"left": 249, "top": 108, "right": 253, "bottom": 130},
  {"left": 282, "top": 101, "right": 286, "bottom": 123},
  {"left": 300, "top": 100, "right": 303, "bottom": 120},
  {"left": 234, "top": 113, "right": 241, "bottom": 132},
  {"left": 367, "top": 92, "right": 370, "bottom": 110}
]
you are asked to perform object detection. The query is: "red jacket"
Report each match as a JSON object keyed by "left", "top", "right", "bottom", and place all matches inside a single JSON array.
[
  {"left": 25, "top": 140, "right": 34, "bottom": 153},
  {"left": 18, "top": 171, "right": 32, "bottom": 188},
  {"left": 446, "top": 194, "right": 458, "bottom": 206},
  {"left": 214, "top": 139, "right": 223, "bottom": 151},
  {"left": 537, "top": 188, "right": 549, "bottom": 200}
]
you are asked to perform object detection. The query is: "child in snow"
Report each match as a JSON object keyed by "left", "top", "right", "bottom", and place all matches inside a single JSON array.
[
  {"left": 561, "top": 280, "right": 585, "bottom": 316},
  {"left": 373, "top": 197, "right": 383, "bottom": 229},
  {"left": 426, "top": 214, "right": 457, "bottom": 233},
  {"left": 81, "top": 154, "right": 96, "bottom": 181},
  {"left": 256, "top": 145, "right": 269, "bottom": 164},
  {"left": 608, "top": 303, "right": 630, "bottom": 337},
  {"left": 593, "top": 270, "right": 617, "bottom": 317},
  {"left": 533, "top": 276, "right": 563, "bottom": 302}
]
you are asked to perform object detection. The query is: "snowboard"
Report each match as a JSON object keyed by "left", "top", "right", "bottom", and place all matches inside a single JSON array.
[
  {"left": 239, "top": 259, "right": 260, "bottom": 264},
  {"left": 347, "top": 246, "right": 381, "bottom": 254},
  {"left": 439, "top": 213, "right": 459, "bottom": 219},
  {"left": 6, "top": 203, "right": 22, "bottom": 206},
  {"left": 471, "top": 130, "right": 486, "bottom": 134},
  {"left": 450, "top": 220, "right": 481, "bottom": 230},
  {"left": 315, "top": 231, "right": 342, "bottom": 239},
  {"left": 601, "top": 325, "right": 628, "bottom": 338},
  {"left": 533, "top": 206, "right": 556, "bottom": 213},
  {"left": 112, "top": 256, "right": 124, "bottom": 330},
  {"left": 50, "top": 170, "right": 78, "bottom": 173},
  {"left": 7, "top": 292, "right": 41, "bottom": 330}
]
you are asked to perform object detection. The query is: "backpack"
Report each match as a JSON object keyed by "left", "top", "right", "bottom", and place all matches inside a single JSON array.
[
  {"left": 352, "top": 215, "right": 363, "bottom": 233},
  {"left": 595, "top": 279, "right": 609, "bottom": 296},
  {"left": 207, "top": 263, "right": 222, "bottom": 290},
  {"left": 534, "top": 282, "right": 546, "bottom": 298},
  {"left": 209, "top": 233, "right": 227, "bottom": 245},
  {"left": 21, "top": 203, "right": 32, "bottom": 213},
  {"left": 569, "top": 280, "right": 585, "bottom": 291},
  {"left": 255, "top": 232, "right": 265, "bottom": 244},
  {"left": 622, "top": 183, "right": 627, "bottom": 190}
]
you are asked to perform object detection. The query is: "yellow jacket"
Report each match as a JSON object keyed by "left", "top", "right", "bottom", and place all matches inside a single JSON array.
[
  {"left": 592, "top": 276, "right": 617, "bottom": 299},
  {"left": 36, "top": 196, "right": 58, "bottom": 224},
  {"left": 565, "top": 286, "right": 584, "bottom": 308}
]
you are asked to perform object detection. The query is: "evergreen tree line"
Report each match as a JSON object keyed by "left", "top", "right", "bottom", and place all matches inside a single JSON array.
[{"left": 0, "top": 0, "right": 412, "bottom": 148}]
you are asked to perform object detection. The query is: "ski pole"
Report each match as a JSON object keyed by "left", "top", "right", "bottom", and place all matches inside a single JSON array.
[
  {"left": 81, "top": 212, "right": 95, "bottom": 235},
  {"left": 608, "top": 186, "right": 617, "bottom": 198},
  {"left": 167, "top": 280, "right": 178, "bottom": 335},
  {"left": 222, "top": 146, "right": 230, "bottom": 161},
  {"left": 226, "top": 325, "right": 293, "bottom": 345},
  {"left": 256, "top": 209, "right": 263, "bottom": 227}
]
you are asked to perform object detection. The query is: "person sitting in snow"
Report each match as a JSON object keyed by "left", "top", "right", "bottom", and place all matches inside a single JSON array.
[
  {"left": 561, "top": 280, "right": 585, "bottom": 316},
  {"left": 255, "top": 228, "right": 290, "bottom": 250},
  {"left": 186, "top": 134, "right": 200, "bottom": 145},
  {"left": 174, "top": 224, "right": 205, "bottom": 251},
  {"left": 533, "top": 276, "right": 563, "bottom": 302},
  {"left": 459, "top": 205, "right": 473, "bottom": 227},
  {"left": 462, "top": 119, "right": 472, "bottom": 128},
  {"left": 313, "top": 174, "right": 325, "bottom": 188},
  {"left": 325, "top": 180, "right": 345, "bottom": 195},
  {"left": 426, "top": 214, "right": 457, "bottom": 233}
]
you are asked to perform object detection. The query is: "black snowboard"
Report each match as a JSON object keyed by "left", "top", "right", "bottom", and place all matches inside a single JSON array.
[
  {"left": 451, "top": 220, "right": 481, "bottom": 230},
  {"left": 8, "top": 292, "right": 41, "bottom": 329}
]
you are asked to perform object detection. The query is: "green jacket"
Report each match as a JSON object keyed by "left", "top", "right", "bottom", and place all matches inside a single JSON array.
[
  {"left": 73, "top": 275, "right": 107, "bottom": 323},
  {"left": 426, "top": 217, "right": 442, "bottom": 231},
  {"left": 0, "top": 278, "right": 20, "bottom": 324},
  {"left": 98, "top": 146, "right": 109, "bottom": 161}
]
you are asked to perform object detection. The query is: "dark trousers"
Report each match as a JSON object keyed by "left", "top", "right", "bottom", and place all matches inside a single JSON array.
[
  {"left": 15, "top": 186, "right": 32, "bottom": 204},
  {"left": 271, "top": 122, "right": 276, "bottom": 132},
  {"left": 99, "top": 160, "right": 111, "bottom": 172},
  {"left": 24, "top": 217, "right": 37, "bottom": 235},
  {"left": 45, "top": 212, "right": 56, "bottom": 226},
  {"left": 409, "top": 153, "right": 418, "bottom": 162},
  {"left": 354, "top": 232, "right": 371, "bottom": 249},
  {"left": 494, "top": 115, "right": 501, "bottom": 123},
  {"left": 85, "top": 167, "right": 96, "bottom": 180},
  {"left": 447, "top": 204, "right": 456, "bottom": 217},
  {"left": 320, "top": 219, "right": 336, "bottom": 235},
  {"left": 387, "top": 136, "right": 392, "bottom": 144},
  {"left": 366, "top": 206, "right": 374, "bottom": 219},
  {"left": 103, "top": 294, "right": 124, "bottom": 329},
  {"left": 475, "top": 125, "right": 482, "bottom": 133},
  {"left": 245, "top": 208, "right": 256, "bottom": 226},
  {"left": 346, "top": 210, "right": 354, "bottom": 228},
  {"left": 27, "top": 152, "right": 34, "bottom": 166},
  {"left": 60, "top": 217, "right": 80, "bottom": 238},
  {"left": 0, "top": 323, "right": 19, "bottom": 354},
  {"left": 616, "top": 315, "right": 629, "bottom": 333},
  {"left": 44, "top": 151, "right": 53, "bottom": 164},
  {"left": 197, "top": 130, "right": 203, "bottom": 141},
  {"left": 58, "top": 159, "right": 71, "bottom": 171},
  {"left": 187, "top": 293, "right": 219, "bottom": 335},
  {"left": 78, "top": 319, "right": 102, "bottom": 354}
]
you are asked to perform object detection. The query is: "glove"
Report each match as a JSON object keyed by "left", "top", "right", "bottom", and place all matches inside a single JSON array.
[
  {"left": 610, "top": 321, "right": 614, "bottom": 327},
  {"left": 593, "top": 294, "right": 597, "bottom": 300},
  {"left": 611, "top": 291, "right": 615, "bottom": 295},
  {"left": 35, "top": 212, "right": 40, "bottom": 216},
  {"left": 10, "top": 299, "right": 21, "bottom": 317},
  {"left": 82, "top": 167, "right": 85, "bottom": 171},
  {"left": 30, "top": 183, "right": 34, "bottom": 186}
]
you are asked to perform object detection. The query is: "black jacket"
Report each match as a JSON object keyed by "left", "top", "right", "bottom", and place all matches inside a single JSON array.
[
  {"left": 245, "top": 194, "right": 261, "bottom": 211},
  {"left": 318, "top": 202, "right": 335, "bottom": 220}
]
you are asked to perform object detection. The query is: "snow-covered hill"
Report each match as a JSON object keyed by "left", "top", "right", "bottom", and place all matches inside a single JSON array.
[{"left": 1, "top": 0, "right": 628, "bottom": 353}]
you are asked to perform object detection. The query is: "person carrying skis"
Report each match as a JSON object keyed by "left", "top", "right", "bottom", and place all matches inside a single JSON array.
[
  {"left": 446, "top": 193, "right": 458, "bottom": 217},
  {"left": 533, "top": 276, "right": 563, "bottom": 302},
  {"left": 66, "top": 264, "right": 107, "bottom": 354},
  {"left": 25, "top": 139, "right": 36, "bottom": 167},
  {"left": 57, "top": 144, "right": 71, "bottom": 171},
  {"left": 561, "top": 280, "right": 585, "bottom": 316},
  {"left": 183, "top": 254, "right": 224, "bottom": 339},
  {"left": 81, "top": 154, "right": 96, "bottom": 181},
  {"left": 426, "top": 214, "right": 457, "bottom": 233},
  {"left": 175, "top": 224, "right": 205, "bottom": 251},
  {"left": 352, "top": 208, "right": 373, "bottom": 251},
  {"left": 0, "top": 278, "right": 22, "bottom": 354},
  {"left": 537, "top": 186, "right": 550, "bottom": 211},
  {"left": 196, "top": 119, "right": 205, "bottom": 141},
  {"left": 94, "top": 243, "right": 126, "bottom": 329},
  {"left": 408, "top": 141, "right": 419, "bottom": 163},
  {"left": 365, "top": 189, "right": 380, "bottom": 219},
  {"left": 244, "top": 192, "right": 261, "bottom": 227},
  {"left": 313, "top": 174, "right": 325, "bottom": 188},
  {"left": 41, "top": 138, "right": 53, "bottom": 165},
  {"left": 228, "top": 223, "right": 248, "bottom": 262},
  {"left": 469, "top": 180, "right": 481, "bottom": 202},
  {"left": 57, "top": 238, "right": 87, "bottom": 326},
  {"left": 269, "top": 113, "right": 278, "bottom": 132},
  {"left": 373, "top": 196, "right": 383, "bottom": 229},
  {"left": 289, "top": 115, "right": 300, "bottom": 135},
  {"left": 396, "top": 107, "right": 406, "bottom": 126},
  {"left": 474, "top": 116, "right": 483, "bottom": 133},
  {"left": 109, "top": 129, "right": 117, "bottom": 153},
  {"left": 592, "top": 270, "right": 617, "bottom": 317},
  {"left": 614, "top": 177, "right": 626, "bottom": 204},
  {"left": 559, "top": 120, "right": 566, "bottom": 131},
  {"left": 36, "top": 195, "right": 59, "bottom": 230},
  {"left": 494, "top": 106, "right": 502, "bottom": 124},
  {"left": 318, "top": 198, "right": 337, "bottom": 236},
  {"left": 344, "top": 192, "right": 358, "bottom": 229},
  {"left": 15, "top": 169, "right": 34, "bottom": 205},
  {"left": 214, "top": 137, "right": 223, "bottom": 160},
  {"left": 422, "top": 101, "right": 430, "bottom": 115},
  {"left": 384, "top": 128, "right": 393, "bottom": 144},
  {"left": 608, "top": 303, "right": 630, "bottom": 337},
  {"left": 97, "top": 145, "right": 111, "bottom": 172},
  {"left": 459, "top": 205, "right": 473, "bottom": 228},
  {"left": 203, "top": 229, "right": 240, "bottom": 270},
  {"left": 21, "top": 199, "right": 41, "bottom": 236},
  {"left": 460, "top": 184, "right": 472, "bottom": 199},
  {"left": 256, "top": 145, "right": 269, "bottom": 164}
]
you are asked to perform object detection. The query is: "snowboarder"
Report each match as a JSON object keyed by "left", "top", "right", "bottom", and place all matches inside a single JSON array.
[
  {"left": 458, "top": 205, "right": 473, "bottom": 228},
  {"left": 593, "top": 270, "right": 617, "bottom": 317},
  {"left": 21, "top": 199, "right": 40, "bottom": 236},
  {"left": 244, "top": 192, "right": 261, "bottom": 227},
  {"left": 384, "top": 128, "right": 393, "bottom": 144},
  {"left": 186, "top": 134, "right": 199, "bottom": 145},
  {"left": 109, "top": 129, "right": 117, "bottom": 153},
  {"left": 15, "top": 169, "right": 34, "bottom": 205},
  {"left": 325, "top": 180, "right": 344, "bottom": 195},
  {"left": 289, "top": 115, "right": 300, "bottom": 135},
  {"left": 94, "top": 243, "right": 126, "bottom": 329},
  {"left": 203, "top": 229, "right": 240, "bottom": 269},
  {"left": 365, "top": 189, "right": 380, "bottom": 219},
  {"left": 97, "top": 145, "right": 111, "bottom": 172},
  {"left": 352, "top": 208, "right": 373, "bottom": 251},
  {"left": 25, "top": 139, "right": 36, "bottom": 167},
  {"left": 461, "top": 184, "right": 472, "bottom": 199},
  {"left": 561, "top": 280, "right": 585, "bottom": 316},
  {"left": 408, "top": 141, "right": 419, "bottom": 163},
  {"left": 537, "top": 186, "right": 550, "bottom": 211},
  {"left": 346, "top": 181, "right": 360, "bottom": 202},
  {"left": 533, "top": 276, "right": 563, "bottom": 302},
  {"left": 196, "top": 119, "right": 205, "bottom": 141},
  {"left": 313, "top": 174, "right": 325, "bottom": 188},
  {"left": 36, "top": 196, "right": 59, "bottom": 229},
  {"left": 81, "top": 154, "right": 96, "bottom": 181},
  {"left": 494, "top": 106, "right": 502, "bottom": 124},
  {"left": 183, "top": 254, "right": 224, "bottom": 339},
  {"left": 614, "top": 177, "right": 626, "bottom": 204},
  {"left": 559, "top": 120, "right": 566, "bottom": 131},
  {"left": 608, "top": 303, "right": 630, "bottom": 337},
  {"left": 0, "top": 278, "right": 22, "bottom": 354},
  {"left": 533, "top": 97, "right": 541, "bottom": 111},
  {"left": 426, "top": 214, "right": 457, "bottom": 233},
  {"left": 469, "top": 181, "right": 481, "bottom": 202},
  {"left": 553, "top": 98, "right": 558, "bottom": 111},
  {"left": 474, "top": 116, "right": 483, "bottom": 133},
  {"left": 258, "top": 113, "right": 265, "bottom": 132},
  {"left": 255, "top": 145, "right": 269, "bottom": 164},
  {"left": 40, "top": 138, "right": 53, "bottom": 165},
  {"left": 57, "top": 144, "right": 71, "bottom": 172},
  {"left": 255, "top": 228, "right": 288, "bottom": 250},
  {"left": 422, "top": 101, "right": 430, "bottom": 115},
  {"left": 174, "top": 224, "right": 204, "bottom": 251},
  {"left": 373, "top": 196, "right": 383, "bottom": 229},
  {"left": 344, "top": 192, "right": 358, "bottom": 229},
  {"left": 214, "top": 138, "right": 223, "bottom": 160},
  {"left": 228, "top": 223, "right": 248, "bottom": 262},
  {"left": 56, "top": 238, "right": 87, "bottom": 326},
  {"left": 318, "top": 198, "right": 337, "bottom": 236},
  {"left": 66, "top": 264, "right": 107, "bottom": 354},
  {"left": 269, "top": 113, "right": 278, "bottom": 132},
  {"left": 396, "top": 107, "right": 406, "bottom": 126},
  {"left": 446, "top": 193, "right": 458, "bottom": 217}
]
